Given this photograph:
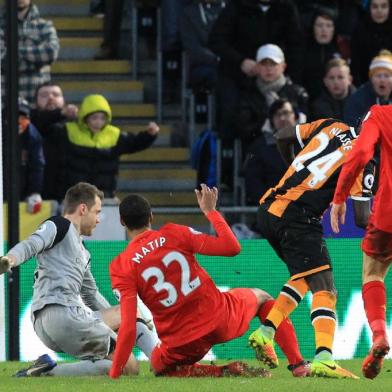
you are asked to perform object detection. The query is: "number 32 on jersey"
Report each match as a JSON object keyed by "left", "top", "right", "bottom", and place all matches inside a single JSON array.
[{"left": 141, "top": 251, "right": 201, "bottom": 307}]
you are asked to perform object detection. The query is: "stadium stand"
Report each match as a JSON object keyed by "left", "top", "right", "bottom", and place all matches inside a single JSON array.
[{"left": 36, "top": 0, "right": 205, "bottom": 230}]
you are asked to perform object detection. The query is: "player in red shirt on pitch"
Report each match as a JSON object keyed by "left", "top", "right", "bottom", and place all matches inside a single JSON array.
[
  {"left": 331, "top": 104, "right": 392, "bottom": 379},
  {"left": 108, "top": 184, "right": 310, "bottom": 379}
]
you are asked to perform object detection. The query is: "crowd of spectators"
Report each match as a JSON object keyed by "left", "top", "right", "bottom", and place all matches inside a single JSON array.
[
  {"left": 16, "top": 86, "right": 159, "bottom": 208},
  {"left": 2, "top": 0, "right": 392, "bottom": 209},
  {"left": 1, "top": 1, "right": 160, "bottom": 212},
  {"left": 201, "top": 0, "right": 392, "bottom": 203}
]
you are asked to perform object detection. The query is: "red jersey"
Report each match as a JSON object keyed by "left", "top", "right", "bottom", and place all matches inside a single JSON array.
[
  {"left": 109, "top": 211, "right": 241, "bottom": 378},
  {"left": 333, "top": 105, "right": 392, "bottom": 233}
]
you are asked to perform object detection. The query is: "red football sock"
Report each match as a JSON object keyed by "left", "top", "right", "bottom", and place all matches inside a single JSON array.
[
  {"left": 258, "top": 299, "right": 303, "bottom": 365},
  {"left": 163, "top": 363, "right": 223, "bottom": 377},
  {"left": 362, "top": 281, "right": 387, "bottom": 340}
]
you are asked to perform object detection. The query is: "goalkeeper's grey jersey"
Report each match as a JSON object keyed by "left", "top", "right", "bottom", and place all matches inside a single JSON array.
[{"left": 8, "top": 216, "right": 110, "bottom": 321}]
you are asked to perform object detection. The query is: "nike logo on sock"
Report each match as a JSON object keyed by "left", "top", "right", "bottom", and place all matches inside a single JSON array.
[{"left": 320, "top": 362, "right": 336, "bottom": 370}]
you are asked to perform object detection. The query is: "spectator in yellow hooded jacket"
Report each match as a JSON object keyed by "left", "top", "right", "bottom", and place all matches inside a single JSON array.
[{"left": 54, "top": 94, "right": 159, "bottom": 198}]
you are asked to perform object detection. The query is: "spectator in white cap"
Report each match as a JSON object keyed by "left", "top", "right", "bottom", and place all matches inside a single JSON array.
[
  {"left": 233, "top": 43, "right": 308, "bottom": 144},
  {"left": 256, "top": 44, "right": 285, "bottom": 71},
  {"left": 344, "top": 49, "right": 392, "bottom": 126}
]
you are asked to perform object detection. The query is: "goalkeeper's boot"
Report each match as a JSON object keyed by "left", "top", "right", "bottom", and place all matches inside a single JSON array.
[
  {"left": 362, "top": 335, "right": 390, "bottom": 379},
  {"left": 288, "top": 360, "right": 311, "bottom": 377},
  {"left": 248, "top": 327, "right": 279, "bottom": 368},
  {"left": 311, "top": 359, "right": 359, "bottom": 379},
  {"left": 14, "top": 354, "right": 57, "bottom": 377},
  {"left": 222, "top": 361, "right": 272, "bottom": 378}
]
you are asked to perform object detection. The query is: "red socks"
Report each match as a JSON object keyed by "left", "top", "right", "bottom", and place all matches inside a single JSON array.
[
  {"left": 362, "top": 281, "right": 387, "bottom": 340},
  {"left": 258, "top": 299, "right": 303, "bottom": 365}
]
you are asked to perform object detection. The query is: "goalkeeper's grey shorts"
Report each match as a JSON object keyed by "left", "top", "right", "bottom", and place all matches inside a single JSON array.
[{"left": 33, "top": 304, "right": 112, "bottom": 360}]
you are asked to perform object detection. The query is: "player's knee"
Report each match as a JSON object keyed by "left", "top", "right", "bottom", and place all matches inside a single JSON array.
[
  {"left": 251, "top": 288, "right": 273, "bottom": 304},
  {"left": 305, "top": 270, "right": 337, "bottom": 295}
]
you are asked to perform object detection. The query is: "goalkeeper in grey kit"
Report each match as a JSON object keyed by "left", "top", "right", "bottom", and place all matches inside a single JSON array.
[{"left": 0, "top": 182, "right": 158, "bottom": 377}]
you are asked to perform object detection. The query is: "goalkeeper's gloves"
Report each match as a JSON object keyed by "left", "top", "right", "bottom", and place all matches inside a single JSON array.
[
  {"left": 0, "top": 256, "right": 14, "bottom": 274},
  {"left": 27, "top": 193, "right": 42, "bottom": 214}
]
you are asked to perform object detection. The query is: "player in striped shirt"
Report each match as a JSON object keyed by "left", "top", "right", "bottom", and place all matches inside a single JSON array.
[{"left": 248, "top": 118, "right": 374, "bottom": 379}]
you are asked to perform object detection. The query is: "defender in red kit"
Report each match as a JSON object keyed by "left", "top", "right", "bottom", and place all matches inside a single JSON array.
[
  {"left": 331, "top": 105, "right": 392, "bottom": 379},
  {"left": 108, "top": 184, "right": 309, "bottom": 379}
]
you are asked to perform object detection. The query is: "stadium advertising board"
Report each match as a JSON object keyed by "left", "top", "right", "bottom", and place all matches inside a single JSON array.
[{"left": 17, "top": 238, "right": 392, "bottom": 361}]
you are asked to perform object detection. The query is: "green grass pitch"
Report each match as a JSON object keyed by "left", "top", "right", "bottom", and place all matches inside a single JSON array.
[{"left": 1, "top": 359, "right": 392, "bottom": 392}]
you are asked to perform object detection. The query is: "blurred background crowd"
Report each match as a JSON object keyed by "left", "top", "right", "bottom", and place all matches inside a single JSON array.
[{"left": 1, "top": 0, "right": 391, "bottom": 233}]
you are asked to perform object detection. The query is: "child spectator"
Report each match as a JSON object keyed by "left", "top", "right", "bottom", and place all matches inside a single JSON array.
[
  {"left": 344, "top": 49, "right": 392, "bottom": 126},
  {"left": 310, "top": 58, "right": 355, "bottom": 120},
  {"left": 54, "top": 94, "right": 160, "bottom": 197}
]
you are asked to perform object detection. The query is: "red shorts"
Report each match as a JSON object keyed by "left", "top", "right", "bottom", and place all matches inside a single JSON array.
[
  {"left": 362, "top": 215, "right": 392, "bottom": 263},
  {"left": 151, "top": 288, "right": 258, "bottom": 374}
]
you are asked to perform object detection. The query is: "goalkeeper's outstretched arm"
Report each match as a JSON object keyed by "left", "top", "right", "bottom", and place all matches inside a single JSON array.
[{"left": 0, "top": 220, "right": 57, "bottom": 274}]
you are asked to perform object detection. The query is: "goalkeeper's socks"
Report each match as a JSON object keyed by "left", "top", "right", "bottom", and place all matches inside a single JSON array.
[
  {"left": 262, "top": 278, "right": 309, "bottom": 329},
  {"left": 50, "top": 360, "right": 112, "bottom": 376},
  {"left": 258, "top": 299, "right": 303, "bottom": 366},
  {"left": 311, "top": 291, "right": 336, "bottom": 355},
  {"left": 135, "top": 318, "right": 159, "bottom": 359},
  {"left": 362, "top": 281, "right": 387, "bottom": 340}
]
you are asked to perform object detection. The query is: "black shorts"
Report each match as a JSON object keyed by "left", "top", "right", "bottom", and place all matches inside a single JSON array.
[{"left": 257, "top": 205, "right": 332, "bottom": 280}]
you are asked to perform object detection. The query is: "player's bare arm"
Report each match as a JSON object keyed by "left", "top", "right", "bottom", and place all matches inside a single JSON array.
[
  {"left": 330, "top": 202, "right": 347, "bottom": 234},
  {"left": 195, "top": 183, "right": 218, "bottom": 215}
]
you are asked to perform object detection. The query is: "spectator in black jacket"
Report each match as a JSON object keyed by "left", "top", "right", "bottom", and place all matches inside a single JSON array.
[
  {"left": 310, "top": 58, "right": 355, "bottom": 121},
  {"left": 180, "top": 0, "right": 225, "bottom": 90},
  {"left": 208, "top": 0, "right": 304, "bottom": 140},
  {"left": 302, "top": 8, "right": 345, "bottom": 99},
  {"left": 234, "top": 44, "right": 308, "bottom": 145},
  {"left": 243, "top": 99, "right": 299, "bottom": 205},
  {"left": 209, "top": 0, "right": 304, "bottom": 84},
  {"left": 344, "top": 49, "right": 392, "bottom": 126},
  {"left": 18, "top": 98, "right": 45, "bottom": 213},
  {"left": 55, "top": 94, "right": 159, "bottom": 198},
  {"left": 30, "top": 82, "right": 78, "bottom": 200},
  {"left": 350, "top": 0, "right": 392, "bottom": 86},
  {"left": 295, "top": 1, "right": 364, "bottom": 38}
]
